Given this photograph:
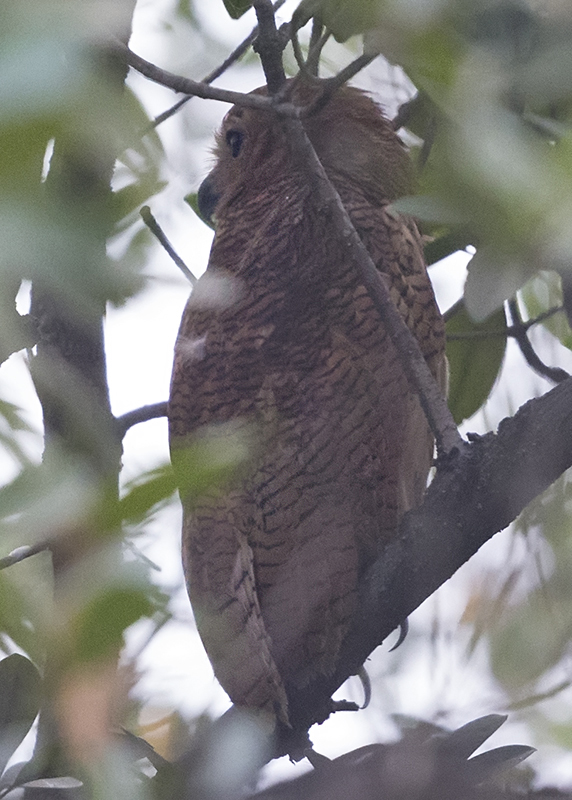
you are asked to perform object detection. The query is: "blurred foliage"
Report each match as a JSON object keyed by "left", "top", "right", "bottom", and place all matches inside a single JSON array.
[
  {"left": 222, "top": 0, "right": 255, "bottom": 19},
  {"left": 445, "top": 300, "right": 507, "bottom": 424},
  {"left": 0, "top": 655, "right": 42, "bottom": 781},
  {"left": 489, "top": 475, "right": 572, "bottom": 692},
  {"left": 1, "top": 0, "right": 572, "bottom": 797},
  {"left": 521, "top": 271, "right": 572, "bottom": 351}
]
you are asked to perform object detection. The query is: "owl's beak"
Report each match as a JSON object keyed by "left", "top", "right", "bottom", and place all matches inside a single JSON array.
[{"left": 197, "top": 175, "right": 221, "bottom": 227}]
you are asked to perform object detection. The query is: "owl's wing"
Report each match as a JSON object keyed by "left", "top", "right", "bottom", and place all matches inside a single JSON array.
[{"left": 182, "top": 485, "right": 290, "bottom": 725}]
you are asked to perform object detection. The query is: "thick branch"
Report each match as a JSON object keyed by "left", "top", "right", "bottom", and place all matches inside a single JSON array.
[
  {"left": 253, "top": 0, "right": 287, "bottom": 94},
  {"left": 28, "top": 29, "right": 134, "bottom": 780},
  {"left": 0, "top": 312, "right": 38, "bottom": 365},
  {"left": 283, "top": 376, "right": 572, "bottom": 738}
]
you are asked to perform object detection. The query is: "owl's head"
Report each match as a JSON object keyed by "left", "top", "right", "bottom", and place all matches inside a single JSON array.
[{"left": 197, "top": 81, "right": 414, "bottom": 227}]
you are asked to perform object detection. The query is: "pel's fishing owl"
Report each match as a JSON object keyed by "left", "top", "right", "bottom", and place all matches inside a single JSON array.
[{"left": 169, "top": 82, "right": 447, "bottom": 729}]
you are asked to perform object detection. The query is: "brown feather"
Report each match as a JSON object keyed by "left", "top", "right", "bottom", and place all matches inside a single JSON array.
[{"left": 169, "top": 83, "right": 447, "bottom": 727}]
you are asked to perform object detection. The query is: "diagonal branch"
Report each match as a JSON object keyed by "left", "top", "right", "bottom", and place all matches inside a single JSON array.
[
  {"left": 278, "top": 374, "right": 572, "bottom": 748},
  {"left": 140, "top": 207, "right": 197, "bottom": 285},
  {"left": 279, "top": 110, "right": 462, "bottom": 457},
  {"left": 185, "top": 375, "right": 572, "bottom": 762},
  {"left": 508, "top": 298, "right": 570, "bottom": 384},
  {"left": 116, "top": 42, "right": 276, "bottom": 110},
  {"left": 150, "top": 0, "right": 289, "bottom": 129}
]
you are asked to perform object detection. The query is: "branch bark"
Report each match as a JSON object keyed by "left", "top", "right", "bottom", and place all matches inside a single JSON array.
[
  {"left": 252, "top": 0, "right": 287, "bottom": 94},
  {"left": 280, "top": 376, "right": 572, "bottom": 742},
  {"left": 118, "top": 43, "right": 277, "bottom": 110},
  {"left": 116, "top": 401, "right": 168, "bottom": 437}
]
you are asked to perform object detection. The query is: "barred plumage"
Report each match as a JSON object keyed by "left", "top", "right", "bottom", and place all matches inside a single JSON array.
[{"left": 169, "top": 83, "right": 447, "bottom": 727}]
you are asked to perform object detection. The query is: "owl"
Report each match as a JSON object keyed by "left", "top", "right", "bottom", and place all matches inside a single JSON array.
[{"left": 169, "top": 81, "right": 447, "bottom": 730}]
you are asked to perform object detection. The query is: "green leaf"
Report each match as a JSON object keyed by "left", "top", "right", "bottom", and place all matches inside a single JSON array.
[
  {"left": 171, "top": 421, "right": 255, "bottom": 503},
  {"left": 0, "top": 557, "right": 52, "bottom": 665},
  {"left": 223, "top": 0, "right": 253, "bottom": 19},
  {"left": 73, "top": 587, "right": 154, "bottom": 664},
  {"left": 441, "top": 714, "right": 507, "bottom": 760},
  {"left": 490, "top": 591, "right": 572, "bottom": 690},
  {"left": 392, "top": 195, "right": 470, "bottom": 226},
  {"left": 294, "top": 0, "right": 384, "bottom": 41},
  {"left": 0, "top": 654, "right": 42, "bottom": 776},
  {"left": 445, "top": 300, "right": 507, "bottom": 424},
  {"left": 467, "top": 745, "right": 536, "bottom": 783},
  {"left": 184, "top": 192, "right": 215, "bottom": 230},
  {"left": 424, "top": 229, "right": 474, "bottom": 266},
  {"left": 464, "top": 249, "right": 534, "bottom": 322},
  {"left": 118, "top": 466, "right": 178, "bottom": 525}
]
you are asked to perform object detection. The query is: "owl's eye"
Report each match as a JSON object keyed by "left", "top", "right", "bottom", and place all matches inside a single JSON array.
[{"left": 226, "top": 129, "right": 244, "bottom": 158}]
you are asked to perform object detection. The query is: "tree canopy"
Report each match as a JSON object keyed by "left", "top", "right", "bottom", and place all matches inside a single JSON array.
[{"left": 2, "top": 1, "right": 572, "bottom": 798}]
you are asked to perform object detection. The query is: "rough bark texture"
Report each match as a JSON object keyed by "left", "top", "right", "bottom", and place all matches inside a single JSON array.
[{"left": 286, "top": 375, "right": 572, "bottom": 735}]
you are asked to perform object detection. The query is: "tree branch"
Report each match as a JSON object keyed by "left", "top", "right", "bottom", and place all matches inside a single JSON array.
[
  {"left": 116, "top": 401, "right": 167, "bottom": 438},
  {"left": 278, "top": 374, "right": 572, "bottom": 746},
  {"left": 116, "top": 42, "right": 277, "bottom": 110},
  {"left": 252, "top": 0, "right": 287, "bottom": 94},
  {"left": 186, "top": 369, "right": 572, "bottom": 762},
  {"left": 508, "top": 299, "right": 570, "bottom": 384},
  {"left": 149, "top": 0, "right": 289, "bottom": 129},
  {"left": 446, "top": 305, "right": 564, "bottom": 340},
  {"left": 140, "top": 207, "right": 197, "bottom": 285},
  {"left": 0, "top": 313, "right": 38, "bottom": 365},
  {"left": 306, "top": 22, "right": 329, "bottom": 76},
  {"left": 320, "top": 53, "right": 377, "bottom": 98},
  {"left": 0, "top": 543, "right": 49, "bottom": 571}
]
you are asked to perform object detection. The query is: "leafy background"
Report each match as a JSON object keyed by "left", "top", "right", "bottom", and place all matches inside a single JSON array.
[{"left": 2, "top": 0, "right": 572, "bottom": 794}]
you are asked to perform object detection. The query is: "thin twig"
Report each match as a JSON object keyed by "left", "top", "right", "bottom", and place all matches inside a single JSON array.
[
  {"left": 116, "top": 401, "right": 168, "bottom": 438},
  {"left": 150, "top": 0, "right": 289, "bottom": 129},
  {"left": 306, "top": 27, "right": 330, "bottom": 77},
  {"left": 253, "top": 0, "right": 287, "bottom": 94},
  {"left": 0, "top": 543, "right": 50, "bottom": 571},
  {"left": 446, "top": 305, "right": 565, "bottom": 341},
  {"left": 418, "top": 112, "right": 437, "bottom": 170},
  {"left": 290, "top": 26, "right": 308, "bottom": 74},
  {"left": 117, "top": 42, "right": 277, "bottom": 110},
  {"left": 322, "top": 53, "right": 376, "bottom": 94},
  {"left": 140, "top": 206, "right": 197, "bottom": 285},
  {"left": 508, "top": 299, "right": 570, "bottom": 383},
  {"left": 290, "top": 23, "right": 329, "bottom": 79},
  {"left": 300, "top": 53, "right": 377, "bottom": 118}
]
